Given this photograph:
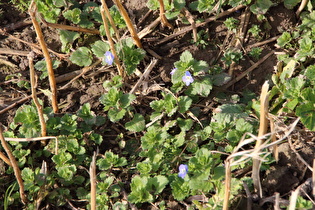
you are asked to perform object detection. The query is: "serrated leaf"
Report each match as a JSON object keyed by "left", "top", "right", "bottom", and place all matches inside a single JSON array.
[
  {"left": 63, "top": 8, "right": 81, "bottom": 24},
  {"left": 178, "top": 96, "right": 192, "bottom": 113},
  {"left": 296, "top": 102, "right": 315, "bottom": 131},
  {"left": 284, "top": 0, "right": 301, "bottom": 9},
  {"left": 57, "top": 164, "right": 76, "bottom": 181},
  {"left": 125, "top": 114, "right": 145, "bottom": 132},
  {"left": 250, "top": 0, "right": 273, "bottom": 15},
  {"left": 147, "top": 175, "right": 168, "bottom": 194},
  {"left": 91, "top": 40, "right": 110, "bottom": 58},
  {"left": 69, "top": 47, "right": 92, "bottom": 66},
  {"left": 59, "top": 30, "right": 80, "bottom": 53},
  {"left": 212, "top": 104, "right": 248, "bottom": 124},
  {"left": 108, "top": 108, "right": 126, "bottom": 122}
]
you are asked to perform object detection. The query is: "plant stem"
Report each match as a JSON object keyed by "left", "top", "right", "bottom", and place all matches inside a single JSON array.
[
  {"left": 113, "top": 0, "right": 143, "bottom": 48},
  {"left": 158, "top": 0, "right": 173, "bottom": 29},
  {"left": 100, "top": 2, "right": 124, "bottom": 77},
  {"left": 90, "top": 152, "right": 97, "bottom": 210},
  {"left": 252, "top": 81, "right": 269, "bottom": 198},
  {"left": 0, "top": 127, "right": 28, "bottom": 204},
  {"left": 28, "top": 51, "right": 47, "bottom": 138},
  {"left": 29, "top": 1, "right": 58, "bottom": 113}
]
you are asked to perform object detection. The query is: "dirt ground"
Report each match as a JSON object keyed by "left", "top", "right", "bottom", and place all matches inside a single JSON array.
[{"left": 0, "top": 1, "right": 314, "bottom": 209}]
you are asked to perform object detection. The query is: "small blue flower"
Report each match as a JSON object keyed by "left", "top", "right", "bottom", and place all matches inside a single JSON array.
[
  {"left": 104, "top": 51, "right": 114, "bottom": 65},
  {"left": 170, "top": 68, "right": 177, "bottom": 75},
  {"left": 178, "top": 164, "right": 188, "bottom": 179},
  {"left": 182, "top": 71, "right": 194, "bottom": 86}
]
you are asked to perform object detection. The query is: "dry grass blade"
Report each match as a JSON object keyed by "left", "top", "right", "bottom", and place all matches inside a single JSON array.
[
  {"left": 90, "top": 152, "right": 97, "bottom": 210},
  {"left": 113, "top": 0, "right": 143, "bottom": 48},
  {"left": 0, "top": 126, "right": 28, "bottom": 204},
  {"left": 29, "top": 0, "right": 58, "bottom": 113},
  {"left": 296, "top": 0, "right": 309, "bottom": 17},
  {"left": 223, "top": 160, "right": 231, "bottom": 210},
  {"left": 29, "top": 51, "right": 47, "bottom": 138},
  {"left": 138, "top": 17, "right": 161, "bottom": 39},
  {"left": 5, "top": 136, "right": 59, "bottom": 154}
]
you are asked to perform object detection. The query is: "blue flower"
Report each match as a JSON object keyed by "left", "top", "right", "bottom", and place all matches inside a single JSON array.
[
  {"left": 178, "top": 164, "right": 188, "bottom": 179},
  {"left": 182, "top": 71, "right": 194, "bottom": 86},
  {"left": 104, "top": 51, "right": 114, "bottom": 65},
  {"left": 170, "top": 68, "right": 177, "bottom": 75}
]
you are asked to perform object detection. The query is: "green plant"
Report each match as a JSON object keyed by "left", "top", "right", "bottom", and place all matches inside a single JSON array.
[
  {"left": 222, "top": 48, "right": 243, "bottom": 67},
  {"left": 249, "top": 47, "right": 262, "bottom": 60},
  {"left": 224, "top": 17, "right": 239, "bottom": 33}
]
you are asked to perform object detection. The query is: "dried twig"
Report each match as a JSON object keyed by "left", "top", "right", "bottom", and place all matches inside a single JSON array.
[
  {"left": 158, "top": 0, "right": 173, "bottom": 29},
  {"left": 0, "top": 127, "right": 28, "bottom": 204},
  {"left": 100, "top": 1, "right": 124, "bottom": 77},
  {"left": 28, "top": 51, "right": 46, "bottom": 137},
  {"left": 182, "top": 8, "right": 197, "bottom": 42},
  {"left": 296, "top": 0, "right": 309, "bottom": 18},
  {"left": 29, "top": 1, "right": 58, "bottom": 113},
  {"left": 40, "top": 18, "right": 100, "bottom": 35},
  {"left": 113, "top": 0, "right": 143, "bottom": 48},
  {"left": 156, "top": 5, "right": 246, "bottom": 45},
  {"left": 252, "top": 81, "right": 269, "bottom": 198},
  {"left": 100, "top": 0, "right": 120, "bottom": 40},
  {"left": 90, "top": 152, "right": 97, "bottom": 210},
  {"left": 129, "top": 59, "right": 158, "bottom": 94},
  {"left": 223, "top": 51, "right": 274, "bottom": 89},
  {"left": 0, "top": 151, "right": 11, "bottom": 166}
]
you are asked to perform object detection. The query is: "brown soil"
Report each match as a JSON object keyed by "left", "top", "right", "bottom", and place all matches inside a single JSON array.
[{"left": 0, "top": 1, "right": 314, "bottom": 209}]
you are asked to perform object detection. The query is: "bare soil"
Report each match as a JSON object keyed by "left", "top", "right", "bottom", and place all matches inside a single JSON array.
[{"left": 0, "top": 1, "right": 314, "bottom": 209}]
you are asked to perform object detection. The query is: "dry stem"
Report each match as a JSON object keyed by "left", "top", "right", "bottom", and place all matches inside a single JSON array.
[
  {"left": 0, "top": 127, "right": 28, "bottom": 204},
  {"left": 252, "top": 81, "right": 269, "bottom": 198},
  {"left": 158, "top": 0, "right": 173, "bottom": 29},
  {"left": 100, "top": 2, "right": 124, "bottom": 77},
  {"left": 90, "top": 152, "right": 97, "bottom": 210},
  {"left": 28, "top": 52, "right": 47, "bottom": 137},
  {"left": 113, "top": 0, "right": 143, "bottom": 48},
  {"left": 29, "top": 1, "right": 58, "bottom": 113}
]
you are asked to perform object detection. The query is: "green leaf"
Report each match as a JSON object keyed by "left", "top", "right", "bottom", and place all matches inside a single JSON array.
[
  {"left": 69, "top": 47, "right": 92, "bottom": 67},
  {"left": 283, "top": 76, "right": 305, "bottom": 99},
  {"left": 304, "top": 65, "right": 315, "bottom": 84},
  {"left": 277, "top": 32, "right": 292, "bottom": 48},
  {"left": 59, "top": 30, "right": 80, "bottom": 53},
  {"left": 136, "top": 162, "right": 152, "bottom": 175},
  {"left": 170, "top": 177, "right": 190, "bottom": 201},
  {"left": 187, "top": 76, "right": 212, "bottom": 97},
  {"left": 91, "top": 40, "right": 110, "bottom": 58},
  {"left": 128, "top": 176, "right": 153, "bottom": 203},
  {"left": 147, "top": 175, "right": 168, "bottom": 194},
  {"left": 57, "top": 164, "right": 77, "bottom": 181},
  {"left": 52, "top": 152, "right": 72, "bottom": 166},
  {"left": 178, "top": 96, "right": 192, "bottom": 113},
  {"left": 100, "top": 87, "right": 121, "bottom": 110},
  {"left": 108, "top": 108, "right": 126, "bottom": 122},
  {"left": 284, "top": 0, "right": 302, "bottom": 9},
  {"left": 180, "top": 50, "right": 194, "bottom": 64},
  {"left": 296, "top": 102, "right": 315, "bottom": 131},
  {"left": 212, "top": 104, "right": 248, "bottom": 124},
  {"left": 63, "top": 8, "right": 81, "bottom": 24},
  {"left": 125, "top": 113, "right": 145, "bottom": 132},
  {"left": 177, "top": 118, "right": 193, "bottom": 131},
  {"left": 34, "top": 59, "right": 61, "bottom": 79},
  {"left": 250, "top": 0, "right": 273, "bottom": 15},
  {"left": 120, "top": 93, "right": 136, "bottom": 108}
]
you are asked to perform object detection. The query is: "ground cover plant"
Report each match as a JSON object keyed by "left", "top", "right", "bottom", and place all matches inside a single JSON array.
[{"left": 0, "top": 0, "right": 315, "bottom": 209}]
